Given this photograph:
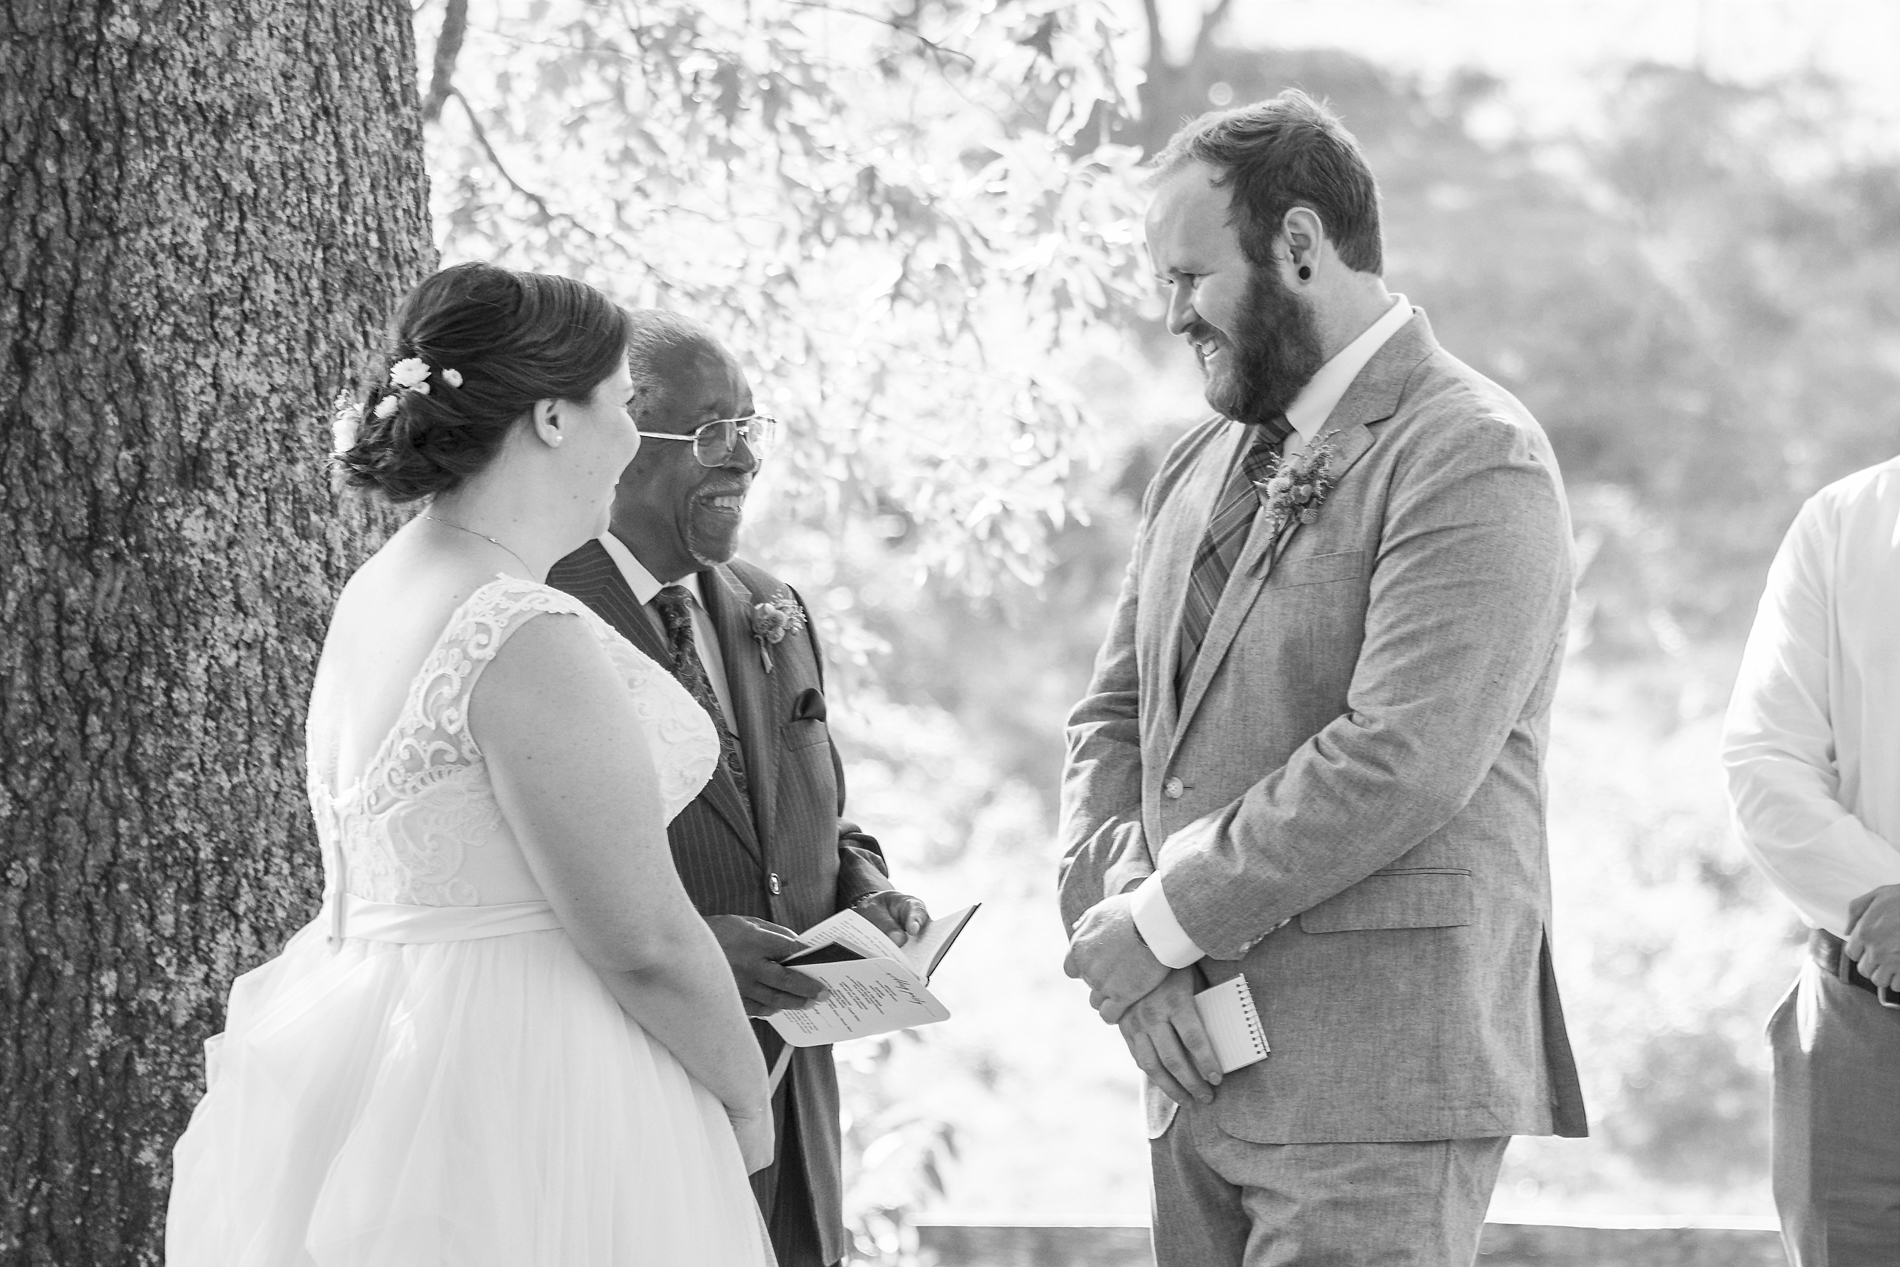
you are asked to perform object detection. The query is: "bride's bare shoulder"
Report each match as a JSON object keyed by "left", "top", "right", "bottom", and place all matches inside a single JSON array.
[{"left": 314, "top": 541, "right": 506, "bottom": 705}]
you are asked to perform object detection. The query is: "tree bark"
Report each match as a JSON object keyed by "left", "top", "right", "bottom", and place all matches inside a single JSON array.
[{"left": 0, "top": 2, "right": 432, "bottom": 1262}]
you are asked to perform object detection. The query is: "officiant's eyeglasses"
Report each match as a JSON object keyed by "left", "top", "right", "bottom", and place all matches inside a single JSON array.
[{"left": 637, "top": 415, "right": 779, "bottom": 466}]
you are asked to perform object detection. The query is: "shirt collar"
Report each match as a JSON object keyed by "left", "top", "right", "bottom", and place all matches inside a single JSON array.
[
  {"left": 598, "top": 532, "right": 706, "bottom": 608},
  {"left": 1283, "top": 294, "right": 1412, "bottom": 441}
]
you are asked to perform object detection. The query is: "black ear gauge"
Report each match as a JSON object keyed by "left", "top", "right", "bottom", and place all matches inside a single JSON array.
[{"left": 1297, "top": 264, "right": 1312, "bottom": 281}]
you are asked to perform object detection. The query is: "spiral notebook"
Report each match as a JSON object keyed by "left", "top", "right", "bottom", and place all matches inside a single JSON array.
[{"left": 1194, "top": 975, "right": 1271, "bottom": 1072}]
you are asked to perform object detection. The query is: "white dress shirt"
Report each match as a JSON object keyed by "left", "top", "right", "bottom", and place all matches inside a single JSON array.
[
  {"left": 597, "top": 531, "right": 738, "bottom": 725},
  {"left": 1722, "top": 456, "right": 1900, "bottom": 937},
  {"left": 1131, "top": 295, "right": 1415, "bottom": 967}
]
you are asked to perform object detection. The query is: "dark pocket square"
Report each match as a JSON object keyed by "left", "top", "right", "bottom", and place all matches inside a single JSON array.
[{"left": 792, "top": 687, "right": 827, "bottom": 722}]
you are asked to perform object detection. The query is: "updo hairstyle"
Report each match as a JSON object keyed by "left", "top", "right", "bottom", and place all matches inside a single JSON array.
[{"left": 334, "top": 262, "right": 629, "bottom": 502}]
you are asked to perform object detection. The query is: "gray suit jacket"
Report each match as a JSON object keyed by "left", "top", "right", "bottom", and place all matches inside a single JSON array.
[{"left": 1058, "top": 310, "right": 1588, "bottom": 1144}]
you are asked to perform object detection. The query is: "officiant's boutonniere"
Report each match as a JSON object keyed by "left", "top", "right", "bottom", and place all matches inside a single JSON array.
[
  {"left": 749, "top": 590, "right": 807, "bottom": 672},
  {"left": 1254, "top": 429, "right": 1341, "bottom": 537}
]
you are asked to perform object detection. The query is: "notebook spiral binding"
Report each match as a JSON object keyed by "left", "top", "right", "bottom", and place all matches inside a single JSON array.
[{"left": 1233, "top": 977, "right": 1268, "bottom": 1056}]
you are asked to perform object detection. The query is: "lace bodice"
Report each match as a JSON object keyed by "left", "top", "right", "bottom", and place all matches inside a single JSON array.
[{"left": 309, "top": 576, "right": 718, "bottom": 907}]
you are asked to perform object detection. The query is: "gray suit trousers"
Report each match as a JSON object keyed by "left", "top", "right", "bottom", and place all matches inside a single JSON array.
[
  {"left": 1151, "top": 1102, "right": 1507, "bottom": 1267},
  {"left": 1769, "top": 937, "right": 1900, "bottom": 1266}
]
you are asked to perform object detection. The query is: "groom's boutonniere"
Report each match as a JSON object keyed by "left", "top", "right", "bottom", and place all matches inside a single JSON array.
[
  {"left": 748, "top": 589, "right": 807, "bottom": 672},
  {"left": 1254, "top": 429, "right": 1341, "bottom": 538}
]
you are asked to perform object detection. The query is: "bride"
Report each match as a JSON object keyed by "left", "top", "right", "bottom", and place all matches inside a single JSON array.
[{"left": 166, "top": 262, "right": 774, "bottom": 1265}]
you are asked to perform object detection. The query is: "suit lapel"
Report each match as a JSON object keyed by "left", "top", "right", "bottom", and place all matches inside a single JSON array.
[
  {"left": 555, "top": 540, "right": 673, "bottom": 664},
  {"left": 703, "top": 565, "right": 778, "bottom": 851},
  {"left": 1148, "top": 423, "right": 1246, "bottom": 745},
  {"left": 1171, "top": 312, "right": 1432, "bottom": 746},
  {"left": 555, "top": 541, "right": 762, "bottom": 857}
]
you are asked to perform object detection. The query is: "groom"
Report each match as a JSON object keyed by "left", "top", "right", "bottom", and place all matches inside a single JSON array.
[
  {"left": 550, "top": 310, "right": 927, "bottom": 1267},
  {"left": 1059, "top": 91, "right": 1587, "bottom": 1265}
]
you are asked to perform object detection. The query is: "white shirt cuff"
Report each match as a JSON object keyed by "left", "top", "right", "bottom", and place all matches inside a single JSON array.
[{"left": 1129, "top": 876, "right": 1205, "bottom": 968}]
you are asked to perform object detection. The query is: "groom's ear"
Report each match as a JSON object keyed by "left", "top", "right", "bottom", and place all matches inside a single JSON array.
[{"left": 1279, "top": 206, "right": 1324, "bottom": 277}]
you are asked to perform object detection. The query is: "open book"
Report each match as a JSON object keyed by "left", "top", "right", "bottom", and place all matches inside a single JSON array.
[{"left": 764, "top": 903, "right": 980, "bottom": 1049}]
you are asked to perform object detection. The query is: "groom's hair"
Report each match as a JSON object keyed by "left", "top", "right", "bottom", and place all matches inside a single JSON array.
[{"left": 1150, "top": 89, "right": 1383, "bottom": 276}]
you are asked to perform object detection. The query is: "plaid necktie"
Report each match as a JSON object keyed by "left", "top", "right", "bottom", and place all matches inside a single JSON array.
[
  {"left": 1174, "top": 416, "right": 1289, "bottom": 699},
  {"left": 651, "top": 586, "right": 750, "bottom": 797}
]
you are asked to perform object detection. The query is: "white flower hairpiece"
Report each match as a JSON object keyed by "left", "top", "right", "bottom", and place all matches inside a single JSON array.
[
  {"left": 352, "top": 358, "right": 462, "bottom": 441},
  {"left": 331, "top": 390, "right": 365, "bottom": 455},
  {"left": 389, "top": 357, "right": 431, "bottom": 390}
]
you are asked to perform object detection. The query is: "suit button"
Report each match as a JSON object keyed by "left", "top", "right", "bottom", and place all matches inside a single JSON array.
[
  {"left": 1163, "top": 777, "right": 1185, "bottom": 799},
  {"left": 768, "top": 873, "right": 783, "bottom": 896}
]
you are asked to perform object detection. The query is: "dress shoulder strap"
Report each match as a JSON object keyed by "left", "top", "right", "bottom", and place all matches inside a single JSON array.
[
  {"left": 447, "top": 575, "right": 592, "bottom": 664},
  {"left": 411, "top": 575, "right": 591, "bottom": 753}
]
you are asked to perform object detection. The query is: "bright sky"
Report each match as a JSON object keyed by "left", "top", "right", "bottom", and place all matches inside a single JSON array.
[{"left": 1149, "top": 0, "right": 1900, "bottom": 144}]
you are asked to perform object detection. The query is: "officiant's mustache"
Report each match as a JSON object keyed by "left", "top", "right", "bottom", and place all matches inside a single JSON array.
[
  {"left": 692, "top": 474, "right": 752, "bottom": 505},
  {"left": 685, "top": 473, "right": 753, "bottom": 567}
]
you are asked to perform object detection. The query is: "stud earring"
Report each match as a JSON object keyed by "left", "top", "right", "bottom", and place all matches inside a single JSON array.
[{"left": 1297, "top": 265, "right": 1312, "bottom": 281}]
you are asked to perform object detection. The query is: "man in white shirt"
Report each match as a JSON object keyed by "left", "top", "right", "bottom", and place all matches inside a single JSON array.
[
  {"left": 1059, "top": 91, "right": 1583, "bottom": 1265},
  {"left": 548, "top": 312, "right": 928, "bottom": 1267},
  {"left": 1722, "top": 456, "right": 1900, "bottom": 1264}
]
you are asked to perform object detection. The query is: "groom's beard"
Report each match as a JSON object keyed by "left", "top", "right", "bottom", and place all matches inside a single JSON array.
[{"left": 1205, "top": 265, "right": 1326, "bottom": 425}]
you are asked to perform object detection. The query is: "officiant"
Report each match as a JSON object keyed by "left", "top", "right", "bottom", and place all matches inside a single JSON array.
[{"left": 549, "top": 310, "right": 929, "bottom": 1267}]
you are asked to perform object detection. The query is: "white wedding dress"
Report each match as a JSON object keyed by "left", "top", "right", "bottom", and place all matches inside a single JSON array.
[{"left": 166, "top": 576, "right": 773, "bottom": 1266}]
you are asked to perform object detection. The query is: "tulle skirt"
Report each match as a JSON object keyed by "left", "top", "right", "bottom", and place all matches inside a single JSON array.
[{"left": 166, "top": 913, "right": 773, "bottom": 1266}]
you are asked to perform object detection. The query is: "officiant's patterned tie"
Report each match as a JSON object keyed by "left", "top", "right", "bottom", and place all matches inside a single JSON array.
[
  {"left": 652, "top": 585, "right": 750, "bottom": 796},
  {"left": 1174, "top": 415, "right": 1290, "bottom": 700}
]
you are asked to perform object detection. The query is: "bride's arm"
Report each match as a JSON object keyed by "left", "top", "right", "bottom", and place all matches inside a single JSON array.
[{"left": 471, "top": 612, "right": 771, "bottom": 1147}]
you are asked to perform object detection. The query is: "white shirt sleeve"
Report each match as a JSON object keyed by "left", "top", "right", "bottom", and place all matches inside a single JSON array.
[
  {"left": 1129, "top": 875, "right": 1206, "bottom": 968},
  {"left": 1721, "top": 498, "right": 1900, "bottom": 935}
]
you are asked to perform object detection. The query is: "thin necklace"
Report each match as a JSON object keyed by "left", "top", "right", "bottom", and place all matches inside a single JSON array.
[{"left": 422, "top": 514, "right": 534, "bottom": 575}]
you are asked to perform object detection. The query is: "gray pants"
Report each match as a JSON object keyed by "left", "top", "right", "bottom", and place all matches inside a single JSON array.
[
  {"left": 1150, "top": 1102, "right": 1507, "bottom": 1266},
  {"left": 1768, "top": 937, "right": 1900, "bottom": 1266}
]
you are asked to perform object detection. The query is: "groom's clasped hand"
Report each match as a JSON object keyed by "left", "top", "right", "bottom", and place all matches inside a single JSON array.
[
  {"left": 1064, "top": 892, "right": 1223, "bottom": 1107},
  {"left": 1064, "top": 889, "right": 1167, "bottom": 1022}
]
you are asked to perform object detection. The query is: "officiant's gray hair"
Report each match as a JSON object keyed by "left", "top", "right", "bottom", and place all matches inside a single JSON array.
[
  {"left": 623, "top": 309, "right": 724, "bottom": 424},
  {"left": 1149, "top": 88, "right": 1384, "bottom": 276}
]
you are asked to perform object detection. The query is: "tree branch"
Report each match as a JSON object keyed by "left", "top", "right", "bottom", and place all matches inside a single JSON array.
[
  {"left": 782, "top": 0, "right": 977, "bottom": 70},
  {"left": 1192, "top": 0, "right": 1238, "bottom": 62},
  {"left": 422, "top": 0, "right": 469, "bottom": 123},
  {"left": 450, "top": 88, "right": 557, "bottom": 225},
  {"left": 1142, "top": 0, "right": 1166, "bottom": 70}
]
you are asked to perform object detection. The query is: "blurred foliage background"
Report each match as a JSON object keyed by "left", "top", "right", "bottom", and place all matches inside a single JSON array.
[{"left": 414, "top": 0, "right": 1900, "bottom": 1253}]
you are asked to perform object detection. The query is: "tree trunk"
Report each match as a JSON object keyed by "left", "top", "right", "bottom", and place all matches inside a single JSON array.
[{"left": 0, "top": 3, "right": 432, "bottom": 1261}]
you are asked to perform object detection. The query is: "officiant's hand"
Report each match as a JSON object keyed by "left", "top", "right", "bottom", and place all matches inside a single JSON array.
[
  {"left": 1064, "top": 892, "right": 1168, "bottom": 1022},
  {"left": 1118, "top": 969, "right": 1221, "bottom": 1108},
  {"left": 705, "top": 915, "right": 828, "bottom": 1017},
  {"left": 851, "top": 889, "right": 930, "bottom": 947}
]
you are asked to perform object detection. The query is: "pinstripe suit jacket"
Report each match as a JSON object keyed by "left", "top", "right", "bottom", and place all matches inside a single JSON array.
[{"left": 548, "top": 539, "right": 890, "bottom": 1264}]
